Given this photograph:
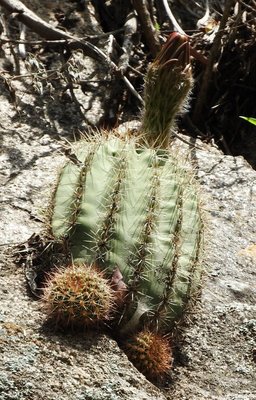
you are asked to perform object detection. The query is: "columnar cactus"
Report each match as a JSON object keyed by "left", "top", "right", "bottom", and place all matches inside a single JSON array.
[{"left": 45, "top": 33, "right": 203, "bottom": 378}]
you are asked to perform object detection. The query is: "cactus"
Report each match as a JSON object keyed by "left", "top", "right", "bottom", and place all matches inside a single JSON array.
[
  {"left": 50, "top": 133, "right": 203, "bottom": 333},
  {"left": 49, "top": 33, "right": 203, "bottom": 334},
  {"left": 124, "top": 330, "right": 172, "bottom": 379},
  {"left": 43, "top": 264, "right": 114, "bottom": 328},
  {"left": 45, "top": 33, "right": 203, "bottom": 377}
]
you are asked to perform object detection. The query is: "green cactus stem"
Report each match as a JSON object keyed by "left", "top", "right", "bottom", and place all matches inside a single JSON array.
[
  {"left": 51, "top": 135, "right": 203, "bottom": 333},
  {"left": 141, "top": 32, "right": 193, "bottom": 148}
]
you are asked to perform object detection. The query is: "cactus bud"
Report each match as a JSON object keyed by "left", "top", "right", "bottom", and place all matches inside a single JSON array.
[{"left": 141, "top": 32, "right": 193, "bottom": 147}]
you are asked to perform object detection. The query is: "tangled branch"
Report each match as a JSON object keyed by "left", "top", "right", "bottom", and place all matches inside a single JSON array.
[{"left": 0, "top": 0, "right": 143, "bottom": 103}]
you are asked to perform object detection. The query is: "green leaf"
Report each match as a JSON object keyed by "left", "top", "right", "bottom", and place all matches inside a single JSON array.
[
  {"left": 154, "top": 22, "right": 160, "bottom": 31},
  {"left": 239, "top": 116, "right": 256, "bottom": 126}
]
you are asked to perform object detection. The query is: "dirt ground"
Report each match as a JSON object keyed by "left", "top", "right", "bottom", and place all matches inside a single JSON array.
[{"left": 0, "top": 1, "right": 256, "bottom": 399}]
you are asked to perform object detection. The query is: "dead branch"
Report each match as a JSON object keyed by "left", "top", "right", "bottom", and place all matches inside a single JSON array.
[
  {"left": 0, "top": 30, "right": 125, "bottom": 45},
  {"left": 161, "top": 0, "right": 186, "bottom": 34},
  {"left": 0, "top": 0, "right": 143, "bottom": 104},
  {"left": 132, "top": 0, "right": 160, "bottom": 57},
  {"left": 192, "top": 0, "right": 237, "bottom": 124},
  {"left": 118, "top": 11, "right": 138, "bottom": 73},
  {"left": 196, "top": 0, "right": 210, "bottom": 29},
  {"left": 0, "top": 0, "right": 115, "bottom": 64},
  {"left": 18, "top": 22, "right": 26, "bottom": 58}
]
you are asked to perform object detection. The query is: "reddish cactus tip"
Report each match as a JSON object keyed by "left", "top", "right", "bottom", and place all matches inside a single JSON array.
[
  {"left": 124, "top": 330, "right": 173, "bottom": 379},
  {"left": 155, "top": 32, "right": 190, "bottom": 70}
]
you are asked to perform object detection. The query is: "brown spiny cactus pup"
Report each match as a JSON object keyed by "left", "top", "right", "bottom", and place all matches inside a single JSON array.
[
  {"left": 141, "top": 32, "right": 192, "bottom": 147},
  {"left": 43, "top": 264, "right": 114, "bottom": 328},
  {"left": 124, "top": 330, "right": 173, "bottom": 380}
]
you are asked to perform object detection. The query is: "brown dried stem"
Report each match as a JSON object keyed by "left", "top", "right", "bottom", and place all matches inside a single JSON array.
[
  {"left": 0, "top": 0, "right": 143, "bottom": 103},
  {"left": 132, "top": 0, "right": 160, "bottom": 57},
  {"left": 118, "top": 11, "right": 138, "bottom": 73},
  {"left": 192, "top": 0, "right": 236, "bottom": 124}
]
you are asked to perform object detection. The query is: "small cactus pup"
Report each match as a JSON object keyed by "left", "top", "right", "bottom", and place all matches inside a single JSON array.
[
  {"left": 124, "top": 330, "right": 172, "bottom": 380},
  {"left": 43, "top": 264, "right": 114, "bottom": 328},
  {"left": 48, "top": 32, "right": 203, "bottom": 375},
  {"left": 141, "top": 32, "right": 193, "bottom": 147}
]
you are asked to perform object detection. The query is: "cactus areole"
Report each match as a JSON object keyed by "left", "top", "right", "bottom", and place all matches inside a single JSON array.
[{"left": 51, "top": 33, "right": 203, "bottom": 333}]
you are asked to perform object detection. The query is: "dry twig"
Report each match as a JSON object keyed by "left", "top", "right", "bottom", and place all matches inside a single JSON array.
[
  {"left": 118, "top": 11, "right": 138, "bottom": 73},
  {"left": 192, "top": 0, "right": 236, "bottom": 124},
  {"left": 161, "top": 0, "right": 186, "bottom": 34},
  {"left": 0, "top": 0, "right": 143, "bottom": 103},
  {"left": 132, "top": 0, "right": 160, "bottom": 56}
]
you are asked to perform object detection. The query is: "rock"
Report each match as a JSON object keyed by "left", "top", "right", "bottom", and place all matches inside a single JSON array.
[
  {"left": 0, "top": 268, "right": 165, "bottom": 400},
  {"left": 168, "top": 143, "right": 256, "bottom": 399},
  {"left": 1, "top": 116, "right": 256, "bottom": 399}
]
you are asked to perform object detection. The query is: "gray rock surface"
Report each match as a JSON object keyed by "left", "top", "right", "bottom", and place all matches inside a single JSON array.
[
  {"left": 1, "top": 96, "right": 255, "bottom": 399},
  {"left": 168, "top": 143, "right": 256, "bottom": 399},
  {"left": 0, "top": 91, "right": 167, "bottom": 400}
]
